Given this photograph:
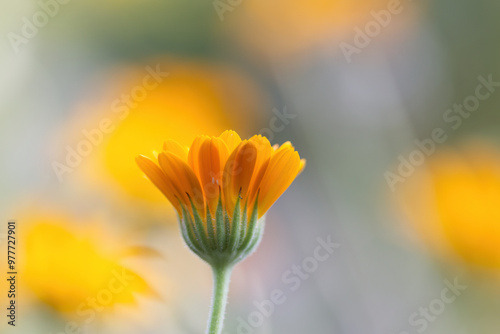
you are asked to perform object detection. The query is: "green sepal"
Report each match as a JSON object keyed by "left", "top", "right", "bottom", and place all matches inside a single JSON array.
[
  {"left": 215, "top": 196, "right": 226, "bottom": 251},
  {"left": 238, "top": 201, "right": 248, "bottom": 242},
  {"left": 239, "top": 220, "right": 264, "bottom": 260},
  {"left": 179, "top": 205, "right": 209, "bottom": 262},
  {"left": 206, "top": 204, "right": 217, "bottom": 250},
  {"left": 227, "top": 196, "right": 241, "bottom": 252},
  {"left": 189, "top": 196, "right": 210, "bottom": 252},
  {"left": 237, "top": 195, "right": 260, "bottom": 253},
  {"left": 224, "top": 207, "right": 231, "bottom": 249},
  {"left": 178, "top": 194, "right": 265, "bottom": 268}
]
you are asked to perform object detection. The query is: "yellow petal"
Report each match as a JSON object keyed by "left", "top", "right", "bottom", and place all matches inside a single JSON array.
[
  {"left": 135, "top": 155, "right": 181, "bottom": 215},
  {"left": 219, "top": 130, "right": 242, "bottom": 154},
  {"left": 298, "top": 159, "right": 307, "bottom": 174},
  {"left": 249, "top": 135, "right": 274, "bottom": 171},
  {"left": 163, "top": 140, "right": 188, "bottom": 161}
]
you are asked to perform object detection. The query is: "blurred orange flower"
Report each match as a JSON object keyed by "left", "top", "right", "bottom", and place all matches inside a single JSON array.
[
  {"left": 230, "top": 0, "right": 412, "bottom": 57},
  {"left": 397, "top": 142, "right": 500, "bottom": 270}
]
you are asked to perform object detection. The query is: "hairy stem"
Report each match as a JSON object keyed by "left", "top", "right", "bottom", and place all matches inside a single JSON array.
[{"left": 206, "top": 265, "right": 233, "bottom": 334}]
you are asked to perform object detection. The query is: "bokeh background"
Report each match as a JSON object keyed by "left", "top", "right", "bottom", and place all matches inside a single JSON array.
[{"left": 1, "top": 0, "right": 500, "bottom": 333}]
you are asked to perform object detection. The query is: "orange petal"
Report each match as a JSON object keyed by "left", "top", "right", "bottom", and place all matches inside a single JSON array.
[
  {"left": 246, "top": 135, "right": 274, "bottom": 208},
  {"left": 197, "top": 137, "right": 229, "bottom": 214},
  {"left": 257, "top": 146, "right": 302, "bottom": 217},
  {"left": 163, "top": 140, "right": 188, "bottom": 161},
  {"left": 247, "top": 158, "right": 270, "bottom": 212},
  {"left": 223, "top": 140, "right": 258, "bottom": 216},
  {"left": 136, "top": 155, "right": 182, "bottom": 215},
  {"left": 158, "top": 152, "right": 205, "bottom": 215},
  {"left": 249, "top": 135, "right": 274, "bottom": 172},
  {"left": 188, "top": 135, "right": 209, "bottom": 179}
]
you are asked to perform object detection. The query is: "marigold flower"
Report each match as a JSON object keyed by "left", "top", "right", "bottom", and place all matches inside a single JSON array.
[
  {"left": 136, "top": 130, "right": 305, "bottom": 334},
  {"left": 138, "top": 131, "right": 304, "bottom": 212},
  {"left": 137, "top": 130, "right": 305, "bottom": 261}
]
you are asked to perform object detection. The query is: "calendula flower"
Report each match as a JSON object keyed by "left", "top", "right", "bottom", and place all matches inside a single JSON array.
[{"left": 136, "top": 130, "right": 305, "bottom": 334}]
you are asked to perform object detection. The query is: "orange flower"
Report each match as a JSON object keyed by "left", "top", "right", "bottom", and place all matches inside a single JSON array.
[
  {"left": 136, "top": 130, "right": 304, "bottom": 334},
  {"left": 136, "top": 130, "right": 305, "bottom": 221},
  {"left": 230, "top": 0, "right": 417, "bottom": 58}
]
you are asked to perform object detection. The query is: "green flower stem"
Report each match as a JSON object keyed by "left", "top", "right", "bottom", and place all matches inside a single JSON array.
[{"left": 207, "top": 264, "right": 233, "bottom": 334}]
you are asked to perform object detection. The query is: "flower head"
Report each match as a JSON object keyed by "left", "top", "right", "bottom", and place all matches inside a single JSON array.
[{"left": 137, "top": 130, "right": 305, "bottom": 266}]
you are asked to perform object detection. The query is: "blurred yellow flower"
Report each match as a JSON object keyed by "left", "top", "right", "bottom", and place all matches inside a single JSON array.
[
  {"left": 20, "top": 213, "right": 153, "bottom": 316},
  {"left": 398, "top": 142, "right": 500, "bottom": 270}
]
